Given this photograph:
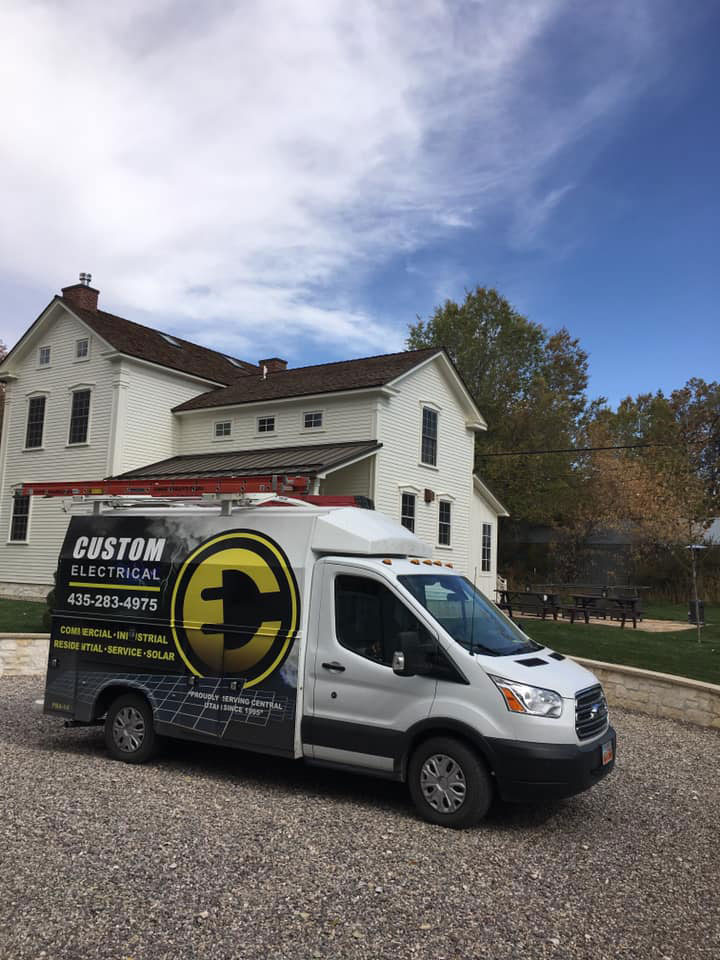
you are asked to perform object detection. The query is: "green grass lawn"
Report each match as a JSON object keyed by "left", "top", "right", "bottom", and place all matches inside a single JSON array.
[
  {"left": 0, "top": 598, "right": 48, "bottom": 633},
  {"left": 644, "top": 600, "right": 718, "bottom": 622},
  {"left": 518, "top": 612, "right": 720, "bottom": 685}
]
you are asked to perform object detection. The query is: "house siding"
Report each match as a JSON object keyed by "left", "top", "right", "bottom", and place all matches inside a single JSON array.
[
  {"left": 320, "top": 456, "right": 373, "bottom": 498},
  {"left": 374, "top": 361, "right": 476, "bottom": 575},
  {"left": 115, "top": 360, "right": 211, "bottom": 473},
  {"left": 0, "top": 307, "right": 115, "bottom": 585},
  {"left": 0, "top": 309, "right": 216, "bottom": 587},
  {"left": 469, "top": 486, "right": 499, "bottom": 597},
  {"left": 177, "top": 394, "right": 376, "bottom": 455}
]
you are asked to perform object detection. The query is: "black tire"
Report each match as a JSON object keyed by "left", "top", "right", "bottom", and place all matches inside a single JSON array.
[
  {"left": 104, "top": 693, "right": 159, "bottom": 764},
  {"left": 408, "top": 736, "right": 492, "bottom": 828}
]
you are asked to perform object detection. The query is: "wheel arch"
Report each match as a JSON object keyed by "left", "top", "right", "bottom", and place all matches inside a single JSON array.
[
  {"left": 400, "top": 718, "right": 496, "bottom": 781},
  {"left": 92, "top": 682, "right": 154, "bottom": 722}
]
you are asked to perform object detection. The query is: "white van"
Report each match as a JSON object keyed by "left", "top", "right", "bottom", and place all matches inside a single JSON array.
[{"left": 43, "top": 498, "right": 615, "bottom": 828}]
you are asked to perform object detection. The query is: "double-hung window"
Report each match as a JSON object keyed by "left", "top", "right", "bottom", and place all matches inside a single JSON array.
[
  {"left": 438, "top": 501, "right": 451, "bottom": 546},
  {"left": 481, "top": 522, "right": 492, "bottom": 572},
  {"left": 76, "top": 338, "right": 89, "bottom": 359},
  {"left": 421, "top": 407, "right": 438, "bottom": 466},
  {"left": 401, "top": 492, "right": 416, "bottom": 532},
  {"left": 38, "top": 346, "right": 51, "bottom": 366},
  {"left": 68, "top": 389, "right": 91, "bottom": 444},
  {"left": 10, "top": 495, "right": 30, "bottom": 542},
  {"left": 257, "top": 416, "right": 275, "bottom": 433},
  {"left": 25, "top": 396, "right": 46, "bottom": 448}
]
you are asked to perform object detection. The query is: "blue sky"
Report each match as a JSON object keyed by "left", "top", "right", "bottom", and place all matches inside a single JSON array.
[{"left": 0, "top": 1, "right": 717, "bottom": 406}]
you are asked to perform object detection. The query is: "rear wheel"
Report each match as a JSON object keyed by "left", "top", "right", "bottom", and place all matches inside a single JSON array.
[
  {"left": 408, "top": 736, "right": 492, "bottom": 828},
  {"left": 104, "top": 693, "right": 159, "bottom": 764}
]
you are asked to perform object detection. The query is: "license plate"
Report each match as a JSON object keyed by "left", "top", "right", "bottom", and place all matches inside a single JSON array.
[{"left": 601, "top": 740, "right": 614, "bottom": 765}]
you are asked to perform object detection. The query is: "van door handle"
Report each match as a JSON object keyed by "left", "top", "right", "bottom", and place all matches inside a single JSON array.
[{"left": 321, "top": 661, "right": 346, "bottom": 673}]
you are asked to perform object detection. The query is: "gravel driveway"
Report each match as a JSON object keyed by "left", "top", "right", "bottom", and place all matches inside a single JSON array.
[{"left": 1, "top": 676, "right": 719, "bottom": 960}]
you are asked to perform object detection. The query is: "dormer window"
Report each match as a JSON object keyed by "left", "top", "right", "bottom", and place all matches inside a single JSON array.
[{"left": 38, "top": 346, "right": 51, "bottom": 366}]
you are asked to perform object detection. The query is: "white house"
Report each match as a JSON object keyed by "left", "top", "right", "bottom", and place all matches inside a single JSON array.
[{"left": 0, "top": 278, "right": 508, "bottom": 598}]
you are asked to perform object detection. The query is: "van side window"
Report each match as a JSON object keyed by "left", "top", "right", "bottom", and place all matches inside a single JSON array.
[{"left": 334, "top": 575, "right": 434, "bottom": 666}]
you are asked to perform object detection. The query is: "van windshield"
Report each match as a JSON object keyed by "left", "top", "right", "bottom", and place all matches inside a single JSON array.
[{"left": 397, "top": 574, "right": 541, "bottom": 657}]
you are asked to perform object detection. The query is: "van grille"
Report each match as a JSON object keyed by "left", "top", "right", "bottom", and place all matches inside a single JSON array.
[{"left": 575, "top": 684, "right": 608, "bottom": 740}]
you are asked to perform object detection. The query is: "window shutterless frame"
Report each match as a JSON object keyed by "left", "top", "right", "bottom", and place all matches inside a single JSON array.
[
  {"left": 257, "top": 415, "right": 275, "bottom": 433},
  {"left": 9, "top": 495, "right": 30, "bottom": 543},
  {"left": 401, "top": 492, "right": 416, "bottom": 532},
  {"left": 75, "top": 338, "right": 89, "bottom": 360},
  {"left": 303, "top": 411, "right": 323, "bottom": 429},
  {"left": 38, "top": 345, "right": 51, "bottom": 366},
  {"left": 438, "top": 500, "right": 451, "bottom": 546},
  {"left": 68, "top": 389, "right": 91, "bottom": 445},
  {"left": 25, "top": 395, "right": 46, "bottom": 449},
  {"left": 420, "top": 406, "right": 438, "bottom": 466},
  {"left": 214, "top": 420, "right": 232, "bottom": 438},
  {"left": 481, "top": 522, "right": 492, "bottom": 572}
]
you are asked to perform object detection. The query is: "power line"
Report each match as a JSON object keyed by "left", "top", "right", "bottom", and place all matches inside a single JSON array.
[{"left": 478, "top": 441, "right": 673, "bottom": 458}]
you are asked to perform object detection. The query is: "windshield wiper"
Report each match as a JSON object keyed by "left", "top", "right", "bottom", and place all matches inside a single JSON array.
[{"left": 467, "top": 640, "right": 499, "bottom": 656}]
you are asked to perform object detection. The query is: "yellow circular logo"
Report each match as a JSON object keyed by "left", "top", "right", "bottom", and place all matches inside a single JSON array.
[{"left": 170, "top": 530, "right": 299, "bottom": 687}]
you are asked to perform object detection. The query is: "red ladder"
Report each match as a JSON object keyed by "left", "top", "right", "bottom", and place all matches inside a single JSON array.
[{"left": 16, "top": 476, "right": 370, "bottom": 509}]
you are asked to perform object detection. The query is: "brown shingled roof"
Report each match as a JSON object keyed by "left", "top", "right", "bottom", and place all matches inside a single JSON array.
[
  {"left": 172, "top": 347, "right": 442, "bottom": 412},
  {"left": 60, "top": 298, "right": 257, "bottom": 385}
]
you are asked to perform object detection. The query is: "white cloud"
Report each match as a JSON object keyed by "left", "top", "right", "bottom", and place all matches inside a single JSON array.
[{"left": 0, "top": 0, "right": 670, "bottom": 357}]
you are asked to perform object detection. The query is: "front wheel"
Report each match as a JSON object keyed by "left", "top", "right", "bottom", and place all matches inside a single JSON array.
[
  {"left": 105, "top": 693, "right": 159, "bottom": 764},
  {"left": 408, "top": 736, "right": 492, "bottom": 828}
]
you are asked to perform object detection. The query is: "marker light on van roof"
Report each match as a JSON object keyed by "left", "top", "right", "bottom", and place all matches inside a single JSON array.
[{"left": 490, "top": 677, "right": 563, "bottom": 718}]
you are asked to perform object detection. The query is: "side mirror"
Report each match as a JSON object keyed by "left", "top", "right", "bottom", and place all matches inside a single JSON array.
[{"left": 392, "top": 650, "right": 413, "bottom": 676}]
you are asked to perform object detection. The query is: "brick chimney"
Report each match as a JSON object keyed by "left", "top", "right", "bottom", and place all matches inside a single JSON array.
[
  {"left": 259, "top": 357, "right": 288, "bottom": 372},
  {"left": 61, "top": 272, "right": 99, "bottom": 312}
]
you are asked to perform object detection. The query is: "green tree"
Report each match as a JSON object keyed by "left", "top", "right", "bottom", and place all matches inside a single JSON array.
[{"left": 407, "top": 287, "right": 591, "bottom": 525}]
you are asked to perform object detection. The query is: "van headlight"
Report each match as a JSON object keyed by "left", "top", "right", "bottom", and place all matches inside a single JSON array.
[{"left": 490, "top": 676, "right": 563, "bottom": 718}]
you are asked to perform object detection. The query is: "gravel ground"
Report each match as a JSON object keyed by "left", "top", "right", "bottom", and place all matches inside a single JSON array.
[{"left": 1, "top": 677, "right": 719, "bottom": 960}]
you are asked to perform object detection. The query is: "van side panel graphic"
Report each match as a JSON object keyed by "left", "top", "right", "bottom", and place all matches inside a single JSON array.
[{"left": 46, "top": 514, "right": 305, "bottom": 755}]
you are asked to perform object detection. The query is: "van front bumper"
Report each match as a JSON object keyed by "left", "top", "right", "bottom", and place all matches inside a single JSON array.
[{"left": 486, "top": 726, "right": 616, "bottom": 803}]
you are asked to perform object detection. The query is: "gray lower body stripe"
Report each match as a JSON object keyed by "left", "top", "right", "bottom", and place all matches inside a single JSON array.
[{"left": 310, "top": 745, "right": 395, "bottom": 771}]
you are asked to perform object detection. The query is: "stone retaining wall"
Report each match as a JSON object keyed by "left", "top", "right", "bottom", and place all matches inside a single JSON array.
[
  {"left": 0, "top": 634, "right": 50, "bottom": 677},
  {"left": 1, "top": 636, "right": 719, "bottom": 731},
  {"left": 0, "top": 583, "right": 51, "bottom": 601},
  {"left": 573, "top": 656, "right": 720, "bottom": 730}
]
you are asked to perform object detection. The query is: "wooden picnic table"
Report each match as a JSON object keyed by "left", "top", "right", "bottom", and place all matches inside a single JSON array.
[
  {"left": 496, "top": 589, "right": 560, "bottom": 621},
  {"left": 571, "top": 594, "right": 639, "bottom": 629}
]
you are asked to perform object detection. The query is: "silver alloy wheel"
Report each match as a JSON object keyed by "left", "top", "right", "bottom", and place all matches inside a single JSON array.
[
  {"left": 112, "top": 705, "right": 146, "bottom": 753},
  {"left": 420, "top": 753, "right": 467, "bottom": 813}
]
